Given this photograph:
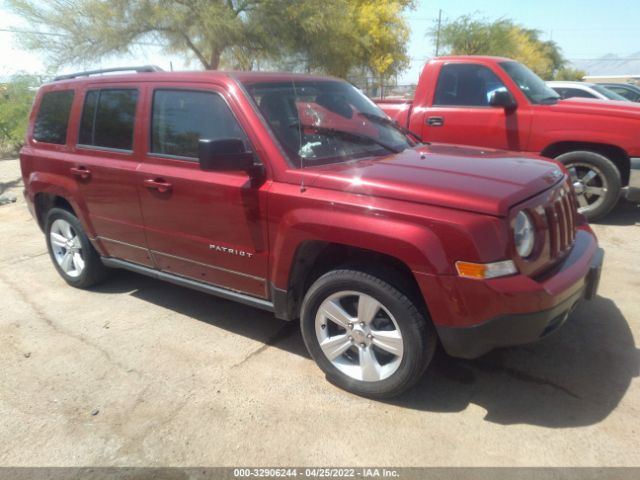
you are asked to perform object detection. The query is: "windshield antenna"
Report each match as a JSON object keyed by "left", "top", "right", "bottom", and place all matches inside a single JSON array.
[{"left": 292, "top": 78, "right": 306, "bottom": 192}]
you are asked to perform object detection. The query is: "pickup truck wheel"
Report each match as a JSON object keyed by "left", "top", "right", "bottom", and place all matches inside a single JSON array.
[
  {"left": 300, "top": 269, "right": 436, "bottom": 398},
  {"left": 555, "top": 151, "right": 621, "bottom": 221},
  {"left": 45, "top": 208, "right": 108, "bottom": 288}
]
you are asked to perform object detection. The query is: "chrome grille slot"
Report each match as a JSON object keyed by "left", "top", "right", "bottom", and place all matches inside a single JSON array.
[
  {"left": 562, "top": 193, "right": 575, "bottom": 243},
  {"left": 544, "top": 182, "right": 578, "bottom": 259},
  {"left": 516, "top": 179, "right": 579, "bottom": 278},
  {"left": 556, "top": 200, "right": 568, "bottom": 250},
  {"left": 545, "top": 205, "right": 559, "bottom": 257}
]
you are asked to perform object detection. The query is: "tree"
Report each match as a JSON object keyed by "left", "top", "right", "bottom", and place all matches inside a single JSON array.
[
  {"left": 8, "top": 0, "right": 413, "bottom": 81},
  {"left": 432, "top": 15, "right": 567, "bottom": 79},
  {"left": 0, "top": 75, "right": 39, "bottom": 156},
  {"left": 554, "top": 67, "right": 587, "bottom": 81},
  {"left": 431, "top": 15, "right": 514, "bottom": 57},
  {"left": 8, "top": 0, "right": 257, "bottom": 70},
  {"left": 354, "top": 1, "right": 413, "bottom": 84}
]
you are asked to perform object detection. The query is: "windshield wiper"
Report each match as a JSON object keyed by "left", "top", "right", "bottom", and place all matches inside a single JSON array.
[
  {"left": 357, "top": 112, "right": 426, "bottom": 144},
  {"left": 297, "top": 123, "right": 403, "bottom": 154}
]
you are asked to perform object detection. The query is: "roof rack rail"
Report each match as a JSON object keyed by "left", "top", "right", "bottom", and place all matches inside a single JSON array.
[{"left": 53, "top": 65, "right": 164, "bottom": 81}]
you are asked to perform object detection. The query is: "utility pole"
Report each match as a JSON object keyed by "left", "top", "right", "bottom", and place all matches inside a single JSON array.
[{"left": 435, "top": 9, "right": 442, "bottom": 57}]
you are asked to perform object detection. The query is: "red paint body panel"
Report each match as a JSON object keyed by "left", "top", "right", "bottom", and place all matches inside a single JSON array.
[
  {"left": 20, "top": 69, "right": 600, "bottom": 333},
  {"left": 378, "top": 56, "right": 640, "bottom": 170}
]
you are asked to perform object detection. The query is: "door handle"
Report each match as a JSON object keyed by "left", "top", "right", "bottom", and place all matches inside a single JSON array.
[
  {"left": 144, "top": 178, "right": 173, "bottom": 193},
  {"left": 426, "top": 116, "right": 444, "bottom": 127},
  {"left": 70, "top": 166, "right": 91, "bottom": 180}
]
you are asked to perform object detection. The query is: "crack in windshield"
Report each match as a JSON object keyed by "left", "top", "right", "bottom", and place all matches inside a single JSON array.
[
  {"left": 294, "top": 123, "right": 403, "bottom": 155},
  {"left": 243, "top": 79, "right": 415, "bottom": 166}
]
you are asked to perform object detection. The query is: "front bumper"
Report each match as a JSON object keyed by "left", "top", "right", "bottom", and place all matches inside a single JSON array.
[
  {"left": 424, "top": 230, "right": 603, "bottom": 359},
  {"left": 437, "top": 247, "right": 602, "bottom": 359}
]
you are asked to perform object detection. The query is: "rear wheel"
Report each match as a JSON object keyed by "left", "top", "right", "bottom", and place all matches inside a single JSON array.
[
  {"left": 45, "top": 208, "right": 108, "bottom": 288},
  {"left": 555, "top": 151, "right": 621, "bottom": 221},
  {"left": 300, "top": 269, "right": 436, "bottom": 398}
]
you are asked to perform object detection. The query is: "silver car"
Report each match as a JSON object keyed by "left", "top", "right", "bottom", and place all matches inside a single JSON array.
[{"left": 546, "top": 81, "right": 630, "bottom": 101}]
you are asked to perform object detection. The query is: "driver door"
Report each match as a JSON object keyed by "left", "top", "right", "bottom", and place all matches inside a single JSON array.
[
  {"left": 137, "top": 85, "right": 270, "bottom": 298},
  {"left": 423, "top": 63, "right": 532, "bottom": 151}
]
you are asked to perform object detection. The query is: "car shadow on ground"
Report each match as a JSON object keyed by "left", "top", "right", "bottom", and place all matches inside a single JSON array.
[
  {"left": 91, "top": 271, "right": 639, "bottom": 428},
  {"left": 389, "top": 296, "right": 639, "bottom": 427},
  {"left": 596, "top": 198, "right": 640, "bottom": 226},
  {"left": 90, "top": 269, "right": 310, "bottom": 358},
  {"left": 0, "top": 176, "right": 22, "bottom": 196}
]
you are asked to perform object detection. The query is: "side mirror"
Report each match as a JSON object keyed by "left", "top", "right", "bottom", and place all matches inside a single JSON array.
[
  {"left": 489, "top": 90, "right": 517, "bottom": 110},
  {"left": 198, "top": 138, "right": 255, "bottom": 172}
]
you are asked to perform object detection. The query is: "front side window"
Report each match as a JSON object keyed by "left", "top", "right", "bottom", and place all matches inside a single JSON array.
[
  {"left": 150, "top": 89, "right": 248, "bottom": 159},
  {"left": 79, "top": 89, "right": 138, "bottom": 150},
  {"left": 241, "top": 80, "right": 415, "bottom": 166},
  {"left": 33, "top": 90, "right": 75, "bottom": 144},
  {"left": 433, "top": 63, "right": 508, "bottom": 107},
  {"left": 500, "top": 61, "right": 559, "bottom": 104}
]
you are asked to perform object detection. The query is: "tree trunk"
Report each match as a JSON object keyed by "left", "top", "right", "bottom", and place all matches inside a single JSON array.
[{"left": 209, "top": 47, "right": 222, "bottom": 70}]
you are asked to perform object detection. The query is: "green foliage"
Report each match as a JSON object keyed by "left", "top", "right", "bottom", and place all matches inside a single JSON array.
[
  {"left": 0, "top": 75, "right": 39, "bottom": 155},
  {"left": 256, "top": 0, "right": 413, "bottom": 80},
  {"left": 554, "top": 67, "right": 587, "bottom": 81},
  {"left": 432, "top": 14, "right": 567, "bottom": 79},
  {"left": 8, "top": 0, "right": 413, "bottom": 81}
]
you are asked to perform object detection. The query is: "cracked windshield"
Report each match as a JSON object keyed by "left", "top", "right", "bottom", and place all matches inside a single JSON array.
[{"left": 243, "top": 80, "right": 415, "bottom": 166}]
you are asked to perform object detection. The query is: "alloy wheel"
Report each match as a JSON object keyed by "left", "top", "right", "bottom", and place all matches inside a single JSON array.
[
  {"left": 568, "top": 163, "right": 609, "bottom": 215},
  {"left": 49, "top": 218, "right": 85, "bottom": 278},
  {"left": 314, "top": 290, "right": 404, "bottom": 382}
]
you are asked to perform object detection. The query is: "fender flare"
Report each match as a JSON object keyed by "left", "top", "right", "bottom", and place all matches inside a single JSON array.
[
  {"left": 27, "top": 171, "right": 97, "bottom": 238},
  {"left": 269, "top": 207, "right": 450, "bottom": 290}
]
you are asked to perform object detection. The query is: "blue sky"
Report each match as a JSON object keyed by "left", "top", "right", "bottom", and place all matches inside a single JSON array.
[
  {"left": 1, "top": 0, "right": 639, "bottom": 81},
  {"left": 402, "top": 0, "right": 640, "bottom": 82}
]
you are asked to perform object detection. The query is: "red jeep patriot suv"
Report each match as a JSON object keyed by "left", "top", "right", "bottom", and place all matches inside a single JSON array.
[{"left": 20, "top": 66, "right": 603, "bottom": 398}]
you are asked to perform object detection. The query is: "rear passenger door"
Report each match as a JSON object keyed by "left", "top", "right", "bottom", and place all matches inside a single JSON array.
[
  {"left": 70, "top": 85, "right": 152, "bottom": 266},
  {"left": 137, "top": 85, "right": 270, "bottom": 299}
]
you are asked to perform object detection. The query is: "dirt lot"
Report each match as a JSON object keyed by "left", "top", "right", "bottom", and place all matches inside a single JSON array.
[{"left": 0, "top": 158, "right": 639, "bottom": 467}]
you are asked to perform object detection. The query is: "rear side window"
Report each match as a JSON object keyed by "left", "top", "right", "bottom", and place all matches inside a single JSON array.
[
  {"left": 33, "top": 90, "right": 75, "bottom": 144},
  {"left": 150, "top": 89, "right": 248, "bottom": 159},
  {"left": 79, "top": 89, "right": 138, "bottom": 150}
]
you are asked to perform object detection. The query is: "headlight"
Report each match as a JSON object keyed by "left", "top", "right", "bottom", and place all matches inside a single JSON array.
[{"left": 514, "top": 210, "right": 535, "bottom": 258}]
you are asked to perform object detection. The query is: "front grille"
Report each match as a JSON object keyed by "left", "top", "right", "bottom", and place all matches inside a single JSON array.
[{"left": 544, "top": 181, "right": 578, "bottom": 258}]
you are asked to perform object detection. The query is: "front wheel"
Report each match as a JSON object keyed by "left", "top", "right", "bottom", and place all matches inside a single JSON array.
[
  {"left": 300, "top": 269, "right": 436, "bottom": 398},
  {"left": 555, "top": 151, "right": 621, "bottom": 221}
]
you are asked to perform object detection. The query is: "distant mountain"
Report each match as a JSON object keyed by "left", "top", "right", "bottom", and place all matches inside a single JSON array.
[{"left": 570, "top": 52, "right": 640, "bottom": 76}]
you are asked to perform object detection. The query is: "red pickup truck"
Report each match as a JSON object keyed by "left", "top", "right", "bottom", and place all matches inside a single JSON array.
[
  {"left": 378, "top": 56, "right": 640, "bottom": 220},
  {"left": 21, "top": 67, "right": 602, "bottom": 398}
]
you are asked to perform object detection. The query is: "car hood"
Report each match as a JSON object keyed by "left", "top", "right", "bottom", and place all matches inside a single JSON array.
[
  {"left": 551, "top": 97, "right": 640, "bottom": 119},
  {"left": 308, "top": 144, "right": 565, "bottom": 216}
]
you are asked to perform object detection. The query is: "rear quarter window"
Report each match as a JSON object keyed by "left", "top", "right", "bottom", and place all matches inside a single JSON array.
[{"left": 33, "top": 90, "right": 75, "bottom": 145}]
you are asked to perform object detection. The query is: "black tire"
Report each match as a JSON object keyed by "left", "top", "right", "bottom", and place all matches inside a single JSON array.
[
  {"left": 555, "top": 150, "right": 621, "bottom": 221},
  {"left": 300, "top": 269, "right": 436, "bottom": 398},
  {"left": 45, "top": 207, "right": 109, "bottom": 288}
]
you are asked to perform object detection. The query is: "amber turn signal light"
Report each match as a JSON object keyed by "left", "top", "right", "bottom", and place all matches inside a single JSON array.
[{"left": 455, "top": 260, "right": 517, "bottom": 279}]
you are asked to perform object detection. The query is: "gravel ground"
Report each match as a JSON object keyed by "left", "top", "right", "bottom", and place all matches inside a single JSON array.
[{"left": 0, "top": 158, "right": 639, "bottom": 467}]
